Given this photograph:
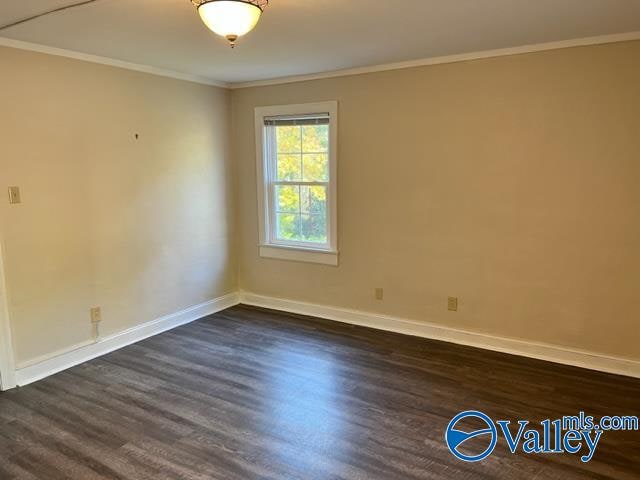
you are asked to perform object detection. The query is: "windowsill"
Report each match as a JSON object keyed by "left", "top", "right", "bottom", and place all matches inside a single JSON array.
[{"left": 259, "top": 244, "right": 339, "bottom": 266}]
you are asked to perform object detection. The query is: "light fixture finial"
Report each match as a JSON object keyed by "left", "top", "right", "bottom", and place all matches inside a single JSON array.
[{"left": 226, "top": 34, "right": 238, "bottom": 48}]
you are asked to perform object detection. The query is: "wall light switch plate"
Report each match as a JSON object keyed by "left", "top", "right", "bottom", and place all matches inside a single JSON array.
[
  {"left": 448, "top": 297, "right": 458, "bottom": 312},
  {"left": 375, "top": 288, "right": 384, "bottom": 300},
  {"left": 8, "top": 186, "right": 21, "bottom": 204}
]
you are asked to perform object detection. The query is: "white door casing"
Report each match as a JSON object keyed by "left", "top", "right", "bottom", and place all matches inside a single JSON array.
[{"left": 0, "top": 237, "right": 17, "bottom": 390}]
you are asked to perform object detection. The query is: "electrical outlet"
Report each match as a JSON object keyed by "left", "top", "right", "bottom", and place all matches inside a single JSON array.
[
  {"left": 90, "top": 307, "right": 102, "bottom": 324},
  {"left": 374, "top": 288, "right": 384, "bottom": 300},
  {"left": 8, "top": 186, "right": 21, "bottom": 204},
  {"left": 448, "top": 297, "right": 458, "bottom": 312}
]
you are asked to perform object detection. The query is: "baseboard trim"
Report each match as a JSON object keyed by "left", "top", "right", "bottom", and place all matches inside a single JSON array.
[
  {"left": 14, "top": 292, "right": 240, "bottom": 387},
  {"left": 12, "top": 290, "right": 639, "bottom": 386},
  {"left": 239, "top": 292, "right": 640, "bottom": 379}
]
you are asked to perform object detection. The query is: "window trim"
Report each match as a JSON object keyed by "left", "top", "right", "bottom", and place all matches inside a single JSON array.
[{"left": 255, "top": 101, "right": 338, "bottom": 266}]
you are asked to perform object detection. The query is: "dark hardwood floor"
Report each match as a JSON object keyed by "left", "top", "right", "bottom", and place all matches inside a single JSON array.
[{"left": 0, "top": 305, "right": 638, "bottom": 479}]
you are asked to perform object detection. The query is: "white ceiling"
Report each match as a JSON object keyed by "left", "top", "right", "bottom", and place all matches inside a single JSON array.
[{"left": 1, "top": 0, "right": 640, "bottom": 85}]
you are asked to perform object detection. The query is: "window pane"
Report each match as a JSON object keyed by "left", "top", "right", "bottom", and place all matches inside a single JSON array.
[
  {"left": 301, "top": 125, "right": 328, "bottom": 152},
  {"left": 300, "top": 185, "right": 327, "bottom": 215},
  {"left": 263, "top": 109, "right": 334, "bottom": 250},
  {"left": 302, "top": 154, "right": 329, "bottom": 182},
  {"left": 301, "top": 214, "right": 327, "bottom": 243},
  {"left": 276, "top": 125, "right": 301, "bottom": 153},
  {"left": 276, "top": 185, "right": 299, "bottom": 213},
  {"left": 277, "top": 154, "right": 302, "bottom": 181},
  {"left": 276, "top": 213, "right": 301, "bottom": 241}
]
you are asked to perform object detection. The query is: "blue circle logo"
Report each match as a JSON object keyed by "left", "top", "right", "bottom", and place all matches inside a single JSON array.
[{"left": 445, "top": 410, "right": 497, "bottom": 462}]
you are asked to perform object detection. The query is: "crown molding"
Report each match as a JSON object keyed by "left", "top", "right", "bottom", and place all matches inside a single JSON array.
[
  {"left": 0, "top": 37, "right": 229, "bottom": 88},
  {"left": 2, "top": 31, "right": 639, "bottom": 91},
  {"left": 230, "top": 31, "right": 640, "bottom": 89}
]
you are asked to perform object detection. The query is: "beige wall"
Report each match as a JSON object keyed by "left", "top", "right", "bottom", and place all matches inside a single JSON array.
[
  {"left": 232, "top": 40, "right": 640, "bottom": 360},
  {"left": 0, "top": 46, "right": 236, "bottom": 365},
  {"left": 2, "top": 39, "right": 638, "bottom": 369}
]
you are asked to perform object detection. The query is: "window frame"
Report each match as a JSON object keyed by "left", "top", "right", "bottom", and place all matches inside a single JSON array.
[{"left": 255, "top": 101, "right": 338, "bottom": 266}]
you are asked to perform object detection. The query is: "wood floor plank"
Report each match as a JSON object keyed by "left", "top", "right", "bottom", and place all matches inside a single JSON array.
[{"left": 0, "top": 304, "right": 638, "bottom": 479}]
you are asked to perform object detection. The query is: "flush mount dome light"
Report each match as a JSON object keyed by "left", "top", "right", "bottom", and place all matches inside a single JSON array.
[{"left": 192, "top": 0, "right": 268, "bottom": 48}]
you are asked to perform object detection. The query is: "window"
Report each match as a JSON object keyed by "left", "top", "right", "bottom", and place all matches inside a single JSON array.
[{"left": 255, "top": 102, "right": 338, "bottom": 265}]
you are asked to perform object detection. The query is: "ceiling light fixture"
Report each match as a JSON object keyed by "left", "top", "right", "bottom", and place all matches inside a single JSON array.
[{"left": 191, "top": 0, "right": 268, "bottom": 48}]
